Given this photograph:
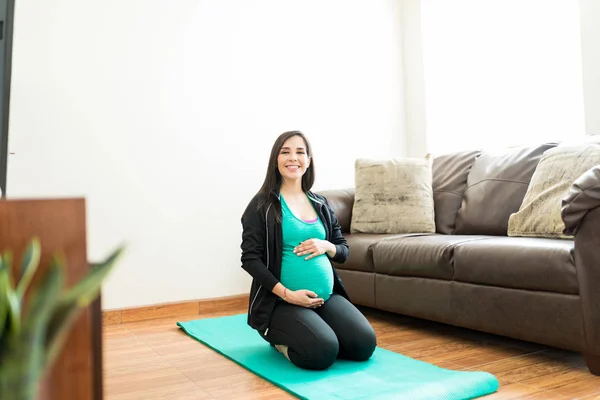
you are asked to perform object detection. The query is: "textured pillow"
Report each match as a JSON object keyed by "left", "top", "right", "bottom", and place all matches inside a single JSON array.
[
  {"left": 350, "top": 155, "right": 435, "bottom": 234},
  {"left": 508, "top": 145, "right": 600, "bottom": 239},
  {"left": 453, "top": 143, "right": 557, "bottom": 235}
]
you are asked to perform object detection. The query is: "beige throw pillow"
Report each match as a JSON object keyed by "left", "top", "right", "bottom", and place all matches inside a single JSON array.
[
  {"left": 350, "top": 155, "right": 436, "bottom": 234},
  {"left": 508, "top": 145, "right": 600, "bottom": 239}
]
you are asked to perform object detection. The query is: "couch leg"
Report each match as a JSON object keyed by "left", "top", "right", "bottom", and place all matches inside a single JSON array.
[{"left": 584, "top": 353, "right": 600, "bottom": 376}]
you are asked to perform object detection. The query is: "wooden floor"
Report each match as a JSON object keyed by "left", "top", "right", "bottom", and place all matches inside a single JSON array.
[{"left": 103, "top": 305, "right": 600, "bottom": 400}]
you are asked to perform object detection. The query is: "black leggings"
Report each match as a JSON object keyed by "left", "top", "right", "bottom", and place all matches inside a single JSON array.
[{"left": 261, "top": 294, "right": 377, "bottom": 370}]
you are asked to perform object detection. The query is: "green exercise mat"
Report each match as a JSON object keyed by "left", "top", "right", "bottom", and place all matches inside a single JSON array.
[{"left": 177, "top": 314, "right": 499, "bottom": 400}]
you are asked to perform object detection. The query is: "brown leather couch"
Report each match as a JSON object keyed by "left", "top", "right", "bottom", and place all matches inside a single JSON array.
[{"left": 319, "top": 142, "right": 600, "bottom": 375}]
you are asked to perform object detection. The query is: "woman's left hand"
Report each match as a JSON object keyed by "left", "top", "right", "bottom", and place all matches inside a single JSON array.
[{"left": 294, "top": 239, "right": 336, "bottom": 260}]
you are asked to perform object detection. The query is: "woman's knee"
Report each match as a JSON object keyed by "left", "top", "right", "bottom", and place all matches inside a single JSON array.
[
  {"left": 349, "top": 324, "right": 377, "bottom": 361},
  {"left": 299, "top": 332, "right": 339, "bottom": 370}
]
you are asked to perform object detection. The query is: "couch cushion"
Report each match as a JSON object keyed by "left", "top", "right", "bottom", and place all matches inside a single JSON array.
[
  {"left": 350, "top": 156, "right": 436, "bottom": 234},
  {"left": 433, "top": 150, "right": 482, "bottom": 234},
  {"left": 318, "top": 189, "right": 355, "bottom": 233},
  {"left": 372, "top": 234, "right": 490, "bottom": 279},
  {"left": 508, "top": 144, "right": 600, "bottom": 239},
  {"left": 454, "top": 143, "right": 558, "bottom": 235},
  {"left": 453, "top": 237, "right": 577, "bottom": 294},
  {"left": 333, "top": 233, "right": 415, "bottom": 272}
]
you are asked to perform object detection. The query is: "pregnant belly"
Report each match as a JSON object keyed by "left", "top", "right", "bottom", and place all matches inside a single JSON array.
[{"left": 280, "top": 253, "right": 334, "bottom": 301}]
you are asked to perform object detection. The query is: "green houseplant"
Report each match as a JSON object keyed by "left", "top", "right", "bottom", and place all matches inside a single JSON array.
[{"left": 0, "top": 238, "right": 124, "bottom": 400}]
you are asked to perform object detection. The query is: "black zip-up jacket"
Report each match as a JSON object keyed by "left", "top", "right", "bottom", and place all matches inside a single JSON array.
[{"left": 240, "top": 189, "right": 350, "bottom": 334}]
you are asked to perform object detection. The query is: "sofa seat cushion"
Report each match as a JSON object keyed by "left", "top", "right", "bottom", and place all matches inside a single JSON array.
[
  {"left": 372, "top": 234, "right": 490, "bottom": 279},
  {"left": 333, "top": 233, "right": 422, "bottom": 272},
  {"left": 453, "top": 237, "right": 577, "bottom": 294}
]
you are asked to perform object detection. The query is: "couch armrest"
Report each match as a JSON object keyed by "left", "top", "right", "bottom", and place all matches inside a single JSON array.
[
  {"left": 574, "top": 206, "right": 600, "bottom": 356},
  {"left": 561, "top": 165, "right": 600, "bottom": 235},
  {"left": 315, "top": 188, "right": 355, "bottom": 233}
]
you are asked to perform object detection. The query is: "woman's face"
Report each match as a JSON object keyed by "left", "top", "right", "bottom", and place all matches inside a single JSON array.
[{"left": 277, "top": 135, "right": 310, "bottom": 183}]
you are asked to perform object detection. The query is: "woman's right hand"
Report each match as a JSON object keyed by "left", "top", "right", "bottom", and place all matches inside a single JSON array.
[{"left": 286, "top": 289, "right": 324, "bottom": 308}]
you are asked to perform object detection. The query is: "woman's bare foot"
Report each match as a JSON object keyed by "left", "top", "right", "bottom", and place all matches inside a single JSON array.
[{"left": 274, "top": 344, "right": 291, "bottom": 361}]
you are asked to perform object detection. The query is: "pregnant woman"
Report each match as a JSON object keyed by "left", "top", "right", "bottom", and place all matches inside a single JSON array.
[{"left": 240, "top": 130, "right": 377, "bottom": 370}]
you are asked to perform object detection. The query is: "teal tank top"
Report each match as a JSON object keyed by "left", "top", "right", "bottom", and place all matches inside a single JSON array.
[{"left": 280, "top": 195, "right": 334, "bottom": 302}]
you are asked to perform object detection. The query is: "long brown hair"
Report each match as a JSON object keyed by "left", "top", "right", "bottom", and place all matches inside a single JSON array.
[{"left": 257, "top": 130, "right": 315, "bottom": 217}]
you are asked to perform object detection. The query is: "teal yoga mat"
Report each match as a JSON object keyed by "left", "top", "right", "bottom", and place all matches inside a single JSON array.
[{"left": 177, "top": 314, "right": 499, "bottom": 400}]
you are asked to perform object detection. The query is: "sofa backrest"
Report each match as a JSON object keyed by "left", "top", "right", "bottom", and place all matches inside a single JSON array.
[
  {"left": 315, "top": 188, "right": 354, "bottom": 233},
  {"left": 432, "top": 150, "right": 481, "bottom": 234},
  {"left": 323, "top": 140, "right": 570, "bottom": 236},
  {"left": 449, "top": 142, "right": 558, "bottom": 235}
]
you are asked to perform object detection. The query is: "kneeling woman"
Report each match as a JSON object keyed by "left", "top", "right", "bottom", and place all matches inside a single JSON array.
[{"left": 240, "top": 130, "right": 377, "bottom": 370}]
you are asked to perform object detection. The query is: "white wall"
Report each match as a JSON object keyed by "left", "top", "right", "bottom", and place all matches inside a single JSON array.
[
  {"left": 401, "top": 0, "right": 428, "bottom": 157},
  {"left": 419, "top": 0, "right": 586, "bottom": 154},
  {"left": 580, "top": 0, "right": 600, "bottom": 135},
  {"left": 7, "top": 0, "right": 406, "bottom": 309},
  {"left": 401, "top": 0, "right": 594, "bottom": 154}
]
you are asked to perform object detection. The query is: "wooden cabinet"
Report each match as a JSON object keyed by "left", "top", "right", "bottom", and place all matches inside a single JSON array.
[{"left": 0, "top": 198, "right": 103, "bottom": 400}]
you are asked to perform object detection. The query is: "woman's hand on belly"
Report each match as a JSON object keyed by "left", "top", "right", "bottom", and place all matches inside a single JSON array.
[
  {"left": 294, "top": 239, "right": 336, "bottom": 260},
  {"left": 286, "top": 289, "right": 324, "bottom": 309}
]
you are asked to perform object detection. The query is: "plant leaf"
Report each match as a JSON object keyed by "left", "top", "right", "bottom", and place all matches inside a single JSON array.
[
  {"left": 44, "top": 301, "right": 83, "bottom": 370},
  {"left": 45, "top": 245, "right": 124, "bottom": 368},
  {"left": 58, "top": 245, "right": 124, "bottom": 308},
  {"left": 3, "top": 250, "right": 13, "bottom": 289},
  {"left": 16, "top": 238, "right": 41, "bottom": 299},
  {"left": 0, "top": 256, "right": 8, "bottom": 340},
  {"left": 23, "top": 256, "right": 63, "bottom": 331},
  {"left": 0, "top": 252, "right": 21, "bottom": 339},
  {"left": 18, "top": 256, "right": 64, "bottom": 384}
]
